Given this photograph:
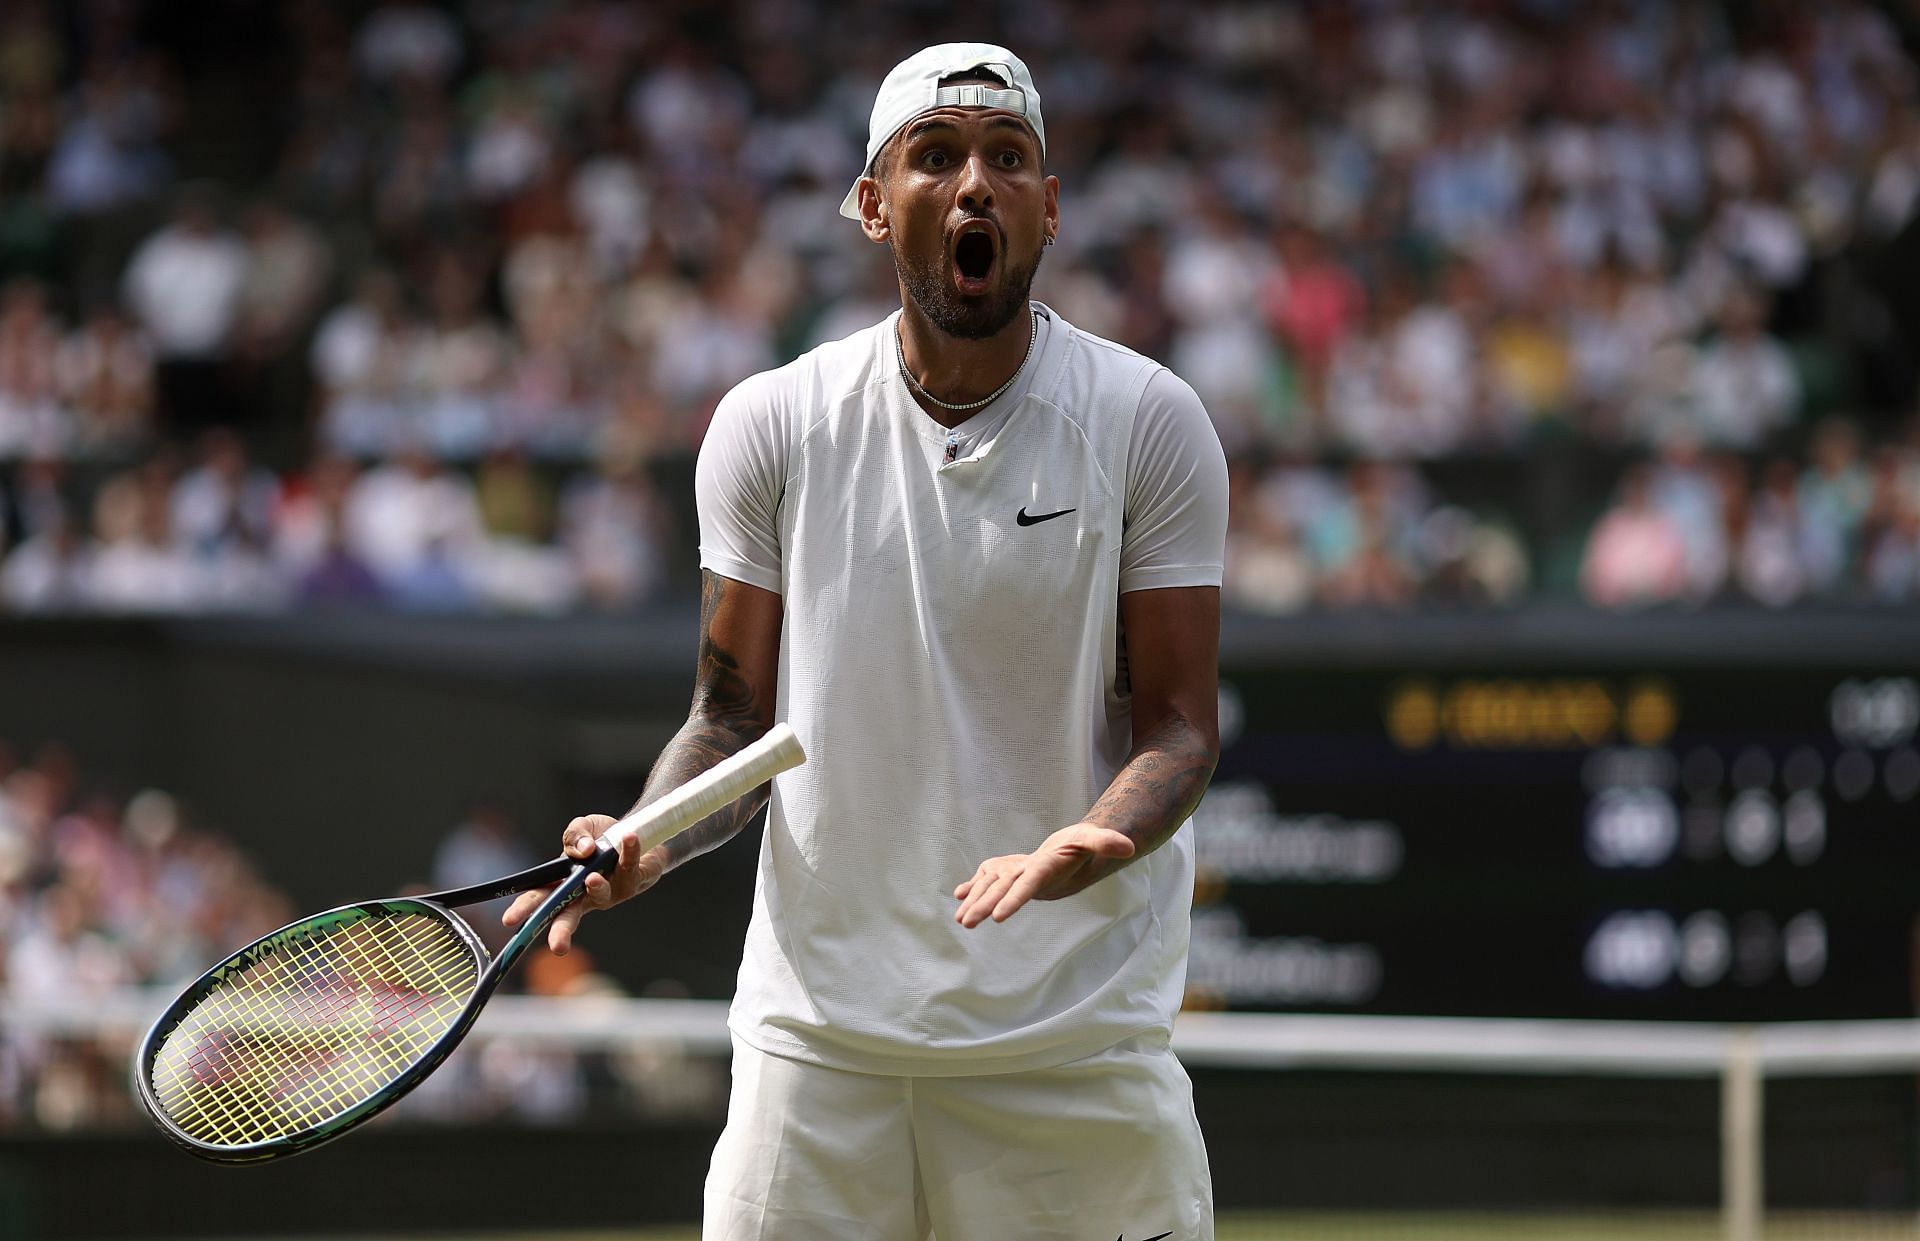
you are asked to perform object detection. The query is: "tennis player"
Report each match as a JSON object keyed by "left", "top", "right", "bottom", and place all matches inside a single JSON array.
[{"left": 507, "top": 42, "right": 1227, "bottom": 1240}]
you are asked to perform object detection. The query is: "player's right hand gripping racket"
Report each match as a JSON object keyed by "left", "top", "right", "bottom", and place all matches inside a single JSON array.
[{"left": 133, "top": 723, "right": 804, "bottom": 1164}]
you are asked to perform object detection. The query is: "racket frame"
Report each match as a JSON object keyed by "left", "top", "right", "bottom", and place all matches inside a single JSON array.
[{"left": 132, "top": 846, "right": 617, "bottom": 1164}]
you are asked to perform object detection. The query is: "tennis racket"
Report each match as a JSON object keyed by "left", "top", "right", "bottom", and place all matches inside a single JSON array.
[{"left": 132, "top": 723, "right": 804, "bottom": 1164}]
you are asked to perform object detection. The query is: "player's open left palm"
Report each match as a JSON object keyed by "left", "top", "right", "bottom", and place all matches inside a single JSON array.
[{"left": 953, "top": 823, "right": 1136, "bottom": 928}]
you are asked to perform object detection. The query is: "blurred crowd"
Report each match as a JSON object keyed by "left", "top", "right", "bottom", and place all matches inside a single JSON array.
[
  {"left": 1582, "top": 417, "right": 1920, "bottom": 607},
  {"left": 0, "top": 740, "right": 293, "bottom": 1129},
  {"left": 0, "top": 429, "right": 673, "bottom": 613},
  {"left": 1, "top": 0, "right": 1919, "bottom": 612}
]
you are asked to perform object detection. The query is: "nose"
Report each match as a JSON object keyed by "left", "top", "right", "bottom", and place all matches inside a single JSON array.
[{"left": 956, "top": 153, "right": 994, "bottom": 211}]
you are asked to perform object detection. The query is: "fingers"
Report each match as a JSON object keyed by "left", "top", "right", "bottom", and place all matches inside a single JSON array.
[
  {"left": 563, "top": 814, "right": 617, "bottom": 858},
  {"left": 501, "top": 887, "right": 545, "bottom": 929},
  {"left": 548, "top": 900, "right": 589, "bottom": 955},
  {"left": 518, "top": 813, "right": 625, "bottom": 950},
  {"left": 992, "top": 866, "right": 1051, "bottom": 923},
  {"left": 551, "top": 867, "right": 617, "bottom": 954},
  {"left": 955, "top": 860, "right": 1020, "bottom": 928},
  {"left": 615, "top": 832, "right": 645, "bottom": 880},
  {"left": 954, "top": 827, "right": 1137, "bottom": 929}
]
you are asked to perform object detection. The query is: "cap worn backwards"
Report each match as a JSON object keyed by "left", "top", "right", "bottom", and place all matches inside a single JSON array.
[{"left": 839, "top": 42, "right": 1046, "bottom": 221}]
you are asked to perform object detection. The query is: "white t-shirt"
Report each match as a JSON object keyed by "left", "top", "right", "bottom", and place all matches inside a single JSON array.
[{"left": 697, "top": 303, "right": 1228, "bottom": 1076}]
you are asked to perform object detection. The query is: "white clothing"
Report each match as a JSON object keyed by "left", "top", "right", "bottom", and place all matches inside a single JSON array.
[
  {"left": 343, "top": 463, "right": 483, "bottom": 582},
  {"left": 122, "top": 227, "right": 248, "bottom": 358},
  {"left": 696, "top": 304, "right": 1228, "bottom": 1077},
  {"left": 704, "top": 1032, "right": 1213, "bottom": 1241},
  {"left": 1692, "top": 334, "right": 1799, "bottom": 450},
  {"left": 84, "top": 539, "right": 205, "bottom": 613}
]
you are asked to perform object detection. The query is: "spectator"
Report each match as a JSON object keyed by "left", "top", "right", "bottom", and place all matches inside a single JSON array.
[
  {"left": 1223, "top": 461, "right": 1314, "bottom": 616},
  {"left": 1796, "top": 419, "right": 1871, "bottom": 592},
  {"left": 343, "top": 444, "right": 484, "bottom": 587},
  {"left": 0, "top": 278, "right": 67, "bottom": 459},
  {"left": 83, "top": 463, "right": 202, "bottom": 612},
  {"left": 295, "top": 510, "right": 385, "bottom": 607},
  {"left": 56, "top": 302, "right": 153, "bottom": 454},
  {"left": 121, "top": 193, "right": 248, "bottom": 434},
  {"left": 311, "top": 269, "right": 421, "bottom": 457},
  {"left": 411, "top": 248, "right": 511, "bottom": 457},
  {"left": 170, "top": 427, "right": 279, "bottom": 555},
  {"left": 354, "top": 1, "right": 463, "bottom": 88},
  {"left": 0, "top": 511, "right": 88, "bottom": 612},
  {"left": 4, "top": 452, "right": 71, "bottom": 543},
  {"left": 1261, "top": 224, "right": 1365, "bottom": 415},
  {"left": 1418, "top": 506, "right": 1529, "bottom": 606},
  {"left": 233, "top": 200, "right": 332, "bottom": 364},
  {"left": 388, "top": 533, "right": 477, "bottom": 612},
  {"left": 559, "top": 447, "right": 670, "bottom": 609},
  {"left": 273, "top": 452, "right": 358, "bottom": 577},
  {"left": 5, "top": 882, "right": 128, "bottom": 1006},
  {"left": 1689, "top": 287, "right": 1800, "bottom": 450},
  {"left": 1862, "top": 493, "right": 1919, "bottom": 601},
  {"left": 1319, "top": 462, "right": 1425, "bottom": 607},
  {"left": 1649, "top": 434, "right": 1731, "bottom": 600},
  {"left": 44, "top": 60, "right": 173, "bottom": 217},
  {"left": 474, "top": 446, "right": 552, "bottom": 544},
  {"left": 1582, "top": 464, "right": 1690, "bottom": 609},
  {"left": 1738, "top": 458, "right": 1811, "bottom": 607}
]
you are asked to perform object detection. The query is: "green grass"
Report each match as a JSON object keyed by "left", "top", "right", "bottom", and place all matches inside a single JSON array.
[{"left": 269, "top": 1210, "right": 1920, "bottom": 1241}]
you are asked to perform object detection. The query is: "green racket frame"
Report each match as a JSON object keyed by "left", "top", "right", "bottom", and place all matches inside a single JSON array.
[{"left": 132, "top": 849, "right": 612, "bottom": 1164}]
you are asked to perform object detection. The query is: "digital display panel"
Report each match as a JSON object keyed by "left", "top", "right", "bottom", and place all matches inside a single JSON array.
[{"left": 1190, "top": 669, "right": 1920, "bottom": 1020}]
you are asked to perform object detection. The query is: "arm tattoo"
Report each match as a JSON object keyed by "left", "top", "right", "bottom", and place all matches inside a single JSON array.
[
  {"left": 1079, "top": 714, "right": 1218, "bottom": 883},
  {"left": 632, "top": 573, "right": 773, "bottom": 870}
]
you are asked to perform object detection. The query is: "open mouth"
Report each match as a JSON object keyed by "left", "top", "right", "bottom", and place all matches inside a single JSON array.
[{"left": 951, "top": 225, "right": 998, "bottom": 293}]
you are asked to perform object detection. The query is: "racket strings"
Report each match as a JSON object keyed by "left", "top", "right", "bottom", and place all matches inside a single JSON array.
[{"left": 149, "top": 910, "right": 480, "bottom": 1147}]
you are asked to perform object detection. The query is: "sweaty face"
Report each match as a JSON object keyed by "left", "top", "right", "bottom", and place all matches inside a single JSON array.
[{"left": 879, "top": 110, "right": 1053, "bottom": 340}]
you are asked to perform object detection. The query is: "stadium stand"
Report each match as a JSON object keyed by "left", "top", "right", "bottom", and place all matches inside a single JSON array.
[{"left": 0, "top": 0, "right": 1918, "bottom": 614}]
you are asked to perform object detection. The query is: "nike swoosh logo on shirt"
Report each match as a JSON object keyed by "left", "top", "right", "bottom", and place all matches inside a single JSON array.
[{"left": 1016, "top": 506, "right": 1076, "bottom": 526}]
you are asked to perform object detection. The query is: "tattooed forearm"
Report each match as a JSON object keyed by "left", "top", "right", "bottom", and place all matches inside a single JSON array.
[
  {"left": 632, "top": 573, "right": 774, "bottom": 871},
  {"left": 639, "top": 719, "right": 771, "bottom": 870},
  {"left": 1077, "top": 714, "right": 1219, "bottom": 883}
]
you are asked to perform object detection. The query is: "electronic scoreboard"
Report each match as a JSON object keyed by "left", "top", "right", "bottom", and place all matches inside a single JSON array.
[{"left": 1192, "top": 666, "right": 1920, "bottom": 1020}]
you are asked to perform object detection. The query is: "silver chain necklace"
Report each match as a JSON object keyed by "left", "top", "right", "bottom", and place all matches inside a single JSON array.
[{"left": 895, "top": 307, "right": 1037, "bottom": 414}]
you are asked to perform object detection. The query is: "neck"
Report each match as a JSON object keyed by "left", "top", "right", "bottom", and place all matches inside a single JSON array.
[{"left": 896, "top": 299, "right": 1033, "bottom": 428}]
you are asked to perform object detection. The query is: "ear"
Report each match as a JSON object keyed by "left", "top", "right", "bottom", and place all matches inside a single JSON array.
[
  {"left": 1043, "top": 174, "right": 1061, "bottom": 245},
  {"left": 857, "top": 176, "right": 890, "bottom": 244}
]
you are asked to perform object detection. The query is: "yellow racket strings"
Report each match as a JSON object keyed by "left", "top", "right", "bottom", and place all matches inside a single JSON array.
[{"left": 150, "top": 911, "right": 480, "bottom": 1147}]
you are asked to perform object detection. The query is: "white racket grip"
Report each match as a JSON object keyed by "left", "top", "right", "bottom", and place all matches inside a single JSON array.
[{"left": 595, "top": 723, "right": 805, "bottom": 855}]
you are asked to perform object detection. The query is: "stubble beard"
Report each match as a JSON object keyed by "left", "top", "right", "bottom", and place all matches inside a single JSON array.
[{"left": 891, "top": 233, "right": 1045, "bottom": 341}]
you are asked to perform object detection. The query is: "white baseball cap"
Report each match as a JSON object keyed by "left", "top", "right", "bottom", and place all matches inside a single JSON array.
[{"left": 838, "top": 42, "right": 1046, "bottom": 221}]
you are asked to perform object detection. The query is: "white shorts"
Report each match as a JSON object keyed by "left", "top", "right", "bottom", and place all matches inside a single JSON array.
[{"left": 703, "top": 1033, "right": 1213, "bottom": 1241}]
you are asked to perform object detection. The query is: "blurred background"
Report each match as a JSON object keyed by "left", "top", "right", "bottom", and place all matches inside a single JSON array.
[{"left": 2, "top": 0, "right": 1920, "bottom": 1237}]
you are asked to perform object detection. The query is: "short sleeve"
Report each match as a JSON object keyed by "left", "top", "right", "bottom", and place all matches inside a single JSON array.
[
  {"left": 696, "top": 373, "right": 788, "bottom": 594},
  {"left": 1119, "top": 368, "right": 1229, "bottom": 593}
]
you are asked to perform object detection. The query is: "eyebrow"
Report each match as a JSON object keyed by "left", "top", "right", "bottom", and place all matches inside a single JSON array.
[{"left": 902, "top": 116, "right": 1036, "bottom": 145}]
